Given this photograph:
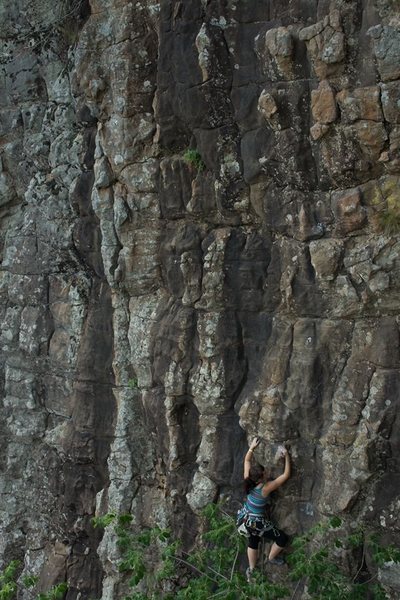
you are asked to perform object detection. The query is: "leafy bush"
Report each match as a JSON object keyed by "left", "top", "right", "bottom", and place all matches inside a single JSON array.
[
  {"left": 93, "top": 504, "right": 400, "bottom": 600},
  {"left": 288, "top": 519, "right": 366, "bottom": 600},
  {"left": 183, "top": 149, "right": 205, "bottom": 172},
  {"left": 22, "top": 574, "right": 39, "bottom": 588},
  {"left": 1, "top": 506, "right": 399, "bottom": 599},
  {"left": 37, "top": 582, "right": 68, "bottom": 600},
  {"left": 0, "top": 560, "right": 67, "bottom": 600},
  {"left": 369, "top": 534, "right": 400, "bottom": 566},
  {"left": 92, "top": 512, "right": 117, "bottom": 529},
  {"left": 0, "top": 561, "right": 19, "bottom": 600},
  {"left": 95, "top": 504, "right": 287, "bottom": 599}
]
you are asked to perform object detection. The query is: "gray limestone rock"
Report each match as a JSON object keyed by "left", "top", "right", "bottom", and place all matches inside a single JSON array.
[{"left": 0, "top": 0, "right": 400, "bottom": 598}]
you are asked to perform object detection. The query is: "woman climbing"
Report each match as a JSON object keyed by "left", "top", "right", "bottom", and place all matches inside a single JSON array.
[{"left": 242, "top": 437, "right": 291, "bottom": 581}]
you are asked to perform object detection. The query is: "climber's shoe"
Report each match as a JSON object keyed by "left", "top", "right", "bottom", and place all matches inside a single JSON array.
[
  {"left": 245, "top": 567, "right": 254, "bottom": 582},
  {"left": 268, "top": 556, "right": 285, "bottom": 566}
]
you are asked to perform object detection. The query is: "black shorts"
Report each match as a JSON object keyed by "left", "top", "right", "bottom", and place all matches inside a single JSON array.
[{"left": 248, "top": 523, "right": 289, "bottom": 550}]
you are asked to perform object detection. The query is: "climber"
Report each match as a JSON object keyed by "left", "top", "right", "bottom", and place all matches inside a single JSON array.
[{"left": 242, "top": 437, "right": 291, "bottom": 582}]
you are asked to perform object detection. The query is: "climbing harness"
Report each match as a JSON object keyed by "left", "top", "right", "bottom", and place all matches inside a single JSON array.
[{"left": 236, "top": 506, "right": 275, "bottom": 538}]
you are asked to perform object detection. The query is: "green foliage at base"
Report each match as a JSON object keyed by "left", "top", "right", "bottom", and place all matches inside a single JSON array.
[
  {"left": 92, "top": 504, "right": 400, "bottom": 600},
  {"left": 2, "top": 505, "right": 399, "bottom": 599},
  {"left": 287, "top": 518, "right": 400, "bottom": 600},
  {"left": 369, "top": 534, "right": 400, "bottom": 566},
  {"left": 288, "top": 519, "right": 365, "bottom": 600},
  {"left": 94, "top": 503, "right": 287, "bottom": 599},
  {"left": 0, "top": 561, "right": 19, "bottom": 600},
  {"left": 0, "top": 560, "right": 67, "bottom": 600},
  {"left": 22, "top": 575, "right": 39, "bottom": 588},
  {"left": 37, "top": 582, "right": 68, "bottom": 600}
]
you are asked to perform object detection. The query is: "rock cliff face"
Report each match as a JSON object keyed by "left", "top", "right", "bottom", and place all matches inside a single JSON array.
[{"left": 0, "top": 0, "right": 399, "bottom": 597}]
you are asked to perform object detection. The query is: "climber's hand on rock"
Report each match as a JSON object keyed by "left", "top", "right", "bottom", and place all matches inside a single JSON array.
[
  {"left": 281, "top": 446, "right": 289, "bottom": 458},
  {"left": 250, "top": 437, "right": 260, "bottom": 450},
  {"left": 277, "top": 445, "right": 288, "bottom": 458}
]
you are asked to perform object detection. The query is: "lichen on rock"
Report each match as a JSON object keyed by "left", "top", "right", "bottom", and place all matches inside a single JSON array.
[{"left": 0, "top": 0, "right": 400, "bottom": 598}]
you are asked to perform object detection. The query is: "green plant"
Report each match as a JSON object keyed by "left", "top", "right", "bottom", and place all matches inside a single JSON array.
[
  {"left": 289, "top": 534, "right": 365, "bottom": 599},
  {"left": 0, "top": 583, "right": 17, "bottom": 600},
  {"left": 0, "top": 561, "right": 67, "bottom": 600},
  {"left": 0, "top": 561, "right": 19, "bottom": 600},
  {"left": 104, "top": 506, "right": 398, "bottom": 600},
  {"left": 287, "top": 518, "right": 398, "bottom": 600},
  {"left": 91, "top": 512, "right": 117, "bottom": 529},
  {"left": 3, "top": 507, "right": 397, "bottom": 600},
  {"left": 128, "top": 378, "right": 138, "bottom": 390},
  {"left": 94, "top": 503, "right": 288, "bottom": 599},
  {"left": 369, "top": 534, "right": 400, "bottom": 566},
  {"left": 183, "top": 149, "right": 205, "bottom": 172},
  {"left": 37, "top": 582, "right": 68, "bottom": 600},
  {"left": 376, "top": 208, "right": 400, "bottom": 234},
  {"left": 22, "top": 574, "right": 39, "bottom": 588}
]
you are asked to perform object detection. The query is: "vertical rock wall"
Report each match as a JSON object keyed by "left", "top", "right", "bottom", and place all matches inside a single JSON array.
[
  {"left": 1, "top": 0, "right": 400, "bottom": 597},
  {"left": 0, "top": 0, "right": 115, "bottom": 596}
]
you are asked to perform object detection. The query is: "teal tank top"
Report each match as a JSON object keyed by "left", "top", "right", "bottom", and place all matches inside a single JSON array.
[{"left": 244, "top": 484, "right": 270, "bottom": 517}]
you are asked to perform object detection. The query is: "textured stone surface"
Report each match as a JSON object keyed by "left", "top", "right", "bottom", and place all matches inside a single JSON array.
[
  {"left": 311, "top": 80, "right": 337, "bottom": 124},
  {"left": 0, "top": 0, "right": 400, "bottom": 598}
]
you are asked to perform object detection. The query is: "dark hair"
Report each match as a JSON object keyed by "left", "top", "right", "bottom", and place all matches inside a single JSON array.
[{"left": 244, "top": 464, "right": 265, "bottom": 495}]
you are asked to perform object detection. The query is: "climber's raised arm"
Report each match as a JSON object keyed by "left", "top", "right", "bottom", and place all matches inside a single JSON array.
[
  {"left": 244, "top": 437, "right": 260, "bottom": 479},
  {"left": 261, "top": 448, "right": 290, "bottom": 496}
]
